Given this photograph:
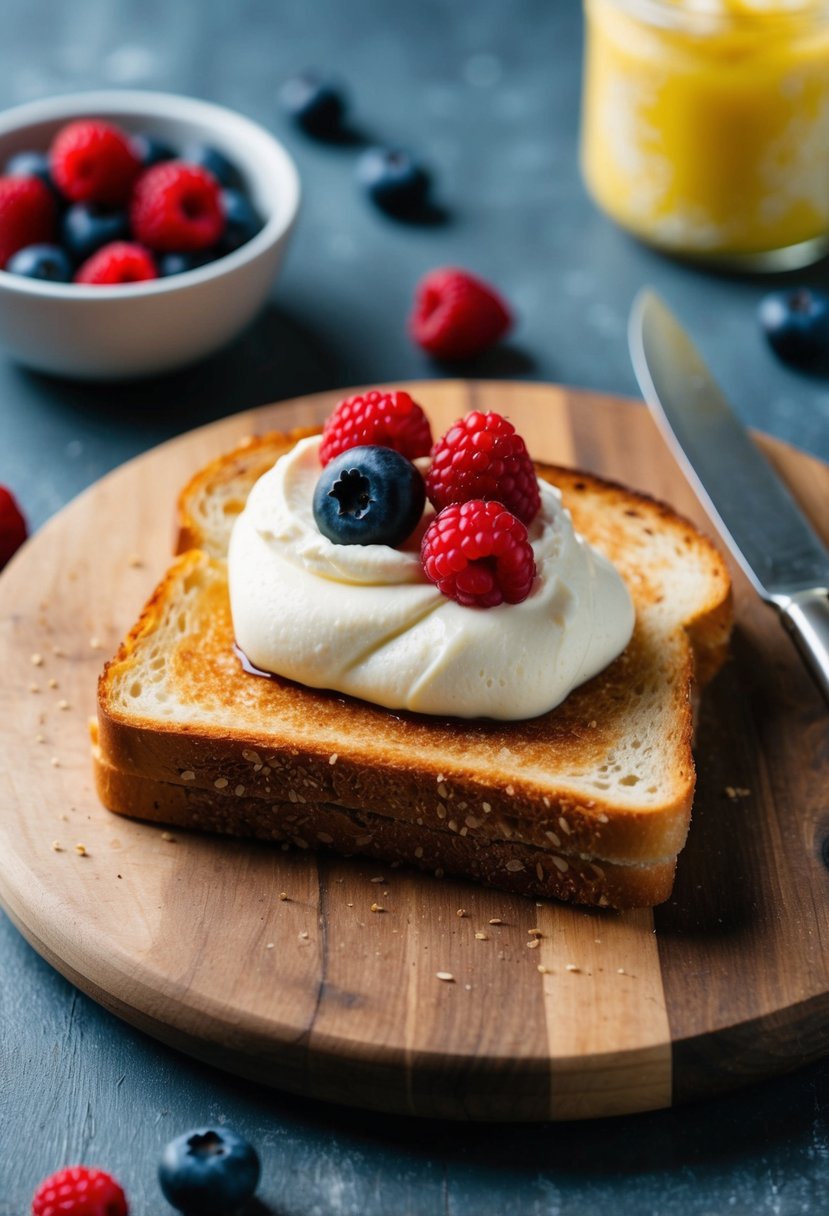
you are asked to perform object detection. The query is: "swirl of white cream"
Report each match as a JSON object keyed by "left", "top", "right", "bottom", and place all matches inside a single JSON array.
[{"left": 228, "top": 436, "right": 634, "bottom": 720}]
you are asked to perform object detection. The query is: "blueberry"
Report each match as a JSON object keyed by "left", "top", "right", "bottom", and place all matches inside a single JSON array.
[
  {"left": 758, "top": 287, "right": 829, "bottom": 366},
  {"left": 5, "top": 244, "right": 72, "bottom": 282},
  {"left": 356, "top": 146, "right": 430, "bottom": 217},
  {"left": 4, "top": 150, "right": 64, "bottom": 204},
  {"left": 62, "top": 203, "right": 129, "bottom": 262},
  {"left": 313, "top": 445, "right": 426, "bottom": 547},
  {"left": 158, "top": 1126, "right": 260, "bottom": 1215},
  {"left": 132, "top": 132, "right": 177, "bottom": 167},
  {"left": 4, "top": 150, "right": 54, "bottom": 189},
  {"left": 182, "top": 143, "right": 243, "bottom": 189},
  {"left": 219, "top": 188, "right": 263, "bottom": 253},
  {"left": 157, "top": 250, "right": 216, "bottom": 277},
  {"left": 280, "top": 72, "right": 346, "bottom": 138}
]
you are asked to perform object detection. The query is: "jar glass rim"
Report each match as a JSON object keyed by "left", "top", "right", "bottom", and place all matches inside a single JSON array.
[{"left": 589, "top": 0, "right": 829, "bottom": 30}]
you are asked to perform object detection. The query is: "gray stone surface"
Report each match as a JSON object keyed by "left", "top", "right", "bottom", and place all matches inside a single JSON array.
[{"left": 2, "top": 1, "right": 829, "bottom": 1211}]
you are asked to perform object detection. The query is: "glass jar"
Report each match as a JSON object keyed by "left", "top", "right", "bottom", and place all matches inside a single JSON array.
[{"left": 580, "top": 0, "right": 829, "bottom": 269}]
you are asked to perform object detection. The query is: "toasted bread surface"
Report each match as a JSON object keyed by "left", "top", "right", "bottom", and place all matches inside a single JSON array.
[{"left": 96, "top": 430, "right": 733, "bottom": 904}]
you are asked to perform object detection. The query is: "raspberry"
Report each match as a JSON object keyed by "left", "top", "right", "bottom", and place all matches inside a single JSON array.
[
  {"left": 49, "top": 120, "right": 140, "bottom": 206},
  {"left": 0, "top": 485, "right": 27, "bottom": 568},
  {"left": 410, "top": 267, "right": 511, "bottom": 360},
  {"left": 425, "top": 410, "right": 541, "bottom": 525},
  {"left": 319, "top": 389, "right": 433, "bottom": 466},
  {"left": 421, "top": 499, "right": 536, "bottom": 608},
  {"left": 130, "top": 162, "right": 224, "bottom": 252},
  {"left": 75, "top": 242, "right": 157, "bottom": 285},
  {"left": 0, "top": 175, "right": 56, "bottom": 267},
  {"left": 31, "top": 1166, "right": 128, "bottom": 1216}
]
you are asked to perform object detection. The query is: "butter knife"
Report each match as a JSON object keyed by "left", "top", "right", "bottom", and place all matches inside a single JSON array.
[{"left": 628, "top": 288, "right": 829, "bottom": 705}]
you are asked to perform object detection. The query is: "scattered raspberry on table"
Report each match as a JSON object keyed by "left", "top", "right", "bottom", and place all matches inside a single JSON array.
[
  {"left": 0, "top": 485, "right": 27, "bottom": 569},
  {"left": 31, "top": 1165, "right": 128, "bottom": 1216},
  {"left": 410, "top": 267, "right": 512, "bottom": 360}
]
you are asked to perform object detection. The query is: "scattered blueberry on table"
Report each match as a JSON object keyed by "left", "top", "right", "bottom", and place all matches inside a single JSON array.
[
  {"left": 159, "top": 1126, "right": 261, "bottom": 1215},
  {"left": 280, "top": 71, "right": 348, "bottom": 138},
  {"left": 356, "top": 145, "right": 431, "bottom": 218},
  {"left": 758, "top": 287, "right": 829, "bottom": 366}
]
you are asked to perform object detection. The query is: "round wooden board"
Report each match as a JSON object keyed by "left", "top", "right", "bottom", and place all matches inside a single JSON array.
[{"left": 1, "top": 380, "right": 828, "bottom": 1123}]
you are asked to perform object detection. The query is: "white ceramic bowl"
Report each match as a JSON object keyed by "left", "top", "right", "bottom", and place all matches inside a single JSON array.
[{"left": 0, "top": 90, "right": 300, "bottom": 379}]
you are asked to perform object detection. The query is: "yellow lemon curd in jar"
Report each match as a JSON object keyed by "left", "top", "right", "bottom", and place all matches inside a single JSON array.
[{"left": 581, "top": 0, "right": 829, "bottom": 259}]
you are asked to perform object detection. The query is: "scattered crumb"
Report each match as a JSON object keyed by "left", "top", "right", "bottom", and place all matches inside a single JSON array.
[
  {"left": 51, "top": 840, "right": 63, "bottom": 852},
  {"left": 526, "top": 939, "right": 540, "bottom": 950},
  {"left": 181, "top": 771, "right": 195, "bottom": 782},
  {"left": 474, "top": 932, "right": 488, "bottom": 941},
  {"left": 266, "top": 942, "right": 274, "bottom": 950},
  {"left": 589, "top": 719, "right": 597, "bottom": 728},
  {"left": 528, "top": 927, "right": 543, "bottom": 937},
  {"left": 160, "top": 832, "right": 175, "bottom": 843},
  {"left": 214, "top": 777, "right": 229, "bottom": 790},
  {"left": 35, "top": 734, "right": 45, "bottom": 744},
  {"left": 565, "top": 964, "right": 580, "bottom": 972},
  {"left": 298, "top": 931, "right": 309, "bottom": 940},
  {"left": 594, "top": 939, "right": 602, "bottom": 945},
  {"left": 370, "top": 902, "right": 385, "bottom": 913},
  {"left": 30, "top": 653, "right": 43, "bottom": 666},
  {"left": 89, "top": 637, "right": 102, "bottom": 650},
  {"left": 29, "top": 682, "right": 40, "bottom": 693},
  {"left": 435, "top": 971, "right": 454, "bottom": 982},
  {"left": 370, "top": 875, "right": 385, "bottom": 883},
  {"left": 456, "top": 908, "right": 467, "bottom": 918},
  {"left": 50, "top": 757, "right": 60, "bottom": 767},
  {"left": 57, "top": 699, "right": 70, "bottom": 711},
  {"left": 347, "top": 902, "right": 353, "bottom": 908},
  {"left": 74, "top": 843, "right": 88, "bottom": 856},
  {"left": 537, "top": 964, "right": 551, "bottom": 974},
  {"left": 59, "top": 814, "right": 69, "bottom": 822},
  {"left": 279, "top": 891, "right": 288, "bottom": 901},
  {"left": 464, "top": 983, "right": 472, "bottom": 991},
  {"left": 724, "top": 785, "right": 752, "bottom": 801},
  {"left": 617, "top": 968, "right": 626, "bottom": 975},
  {"left": 127, "top": 553, "right": 143, "bottom": 568},
  {"left": 48, "top": 678, "right": 59, "bottom": 689},
  {"left": 488, "top": 917, "right": 504, "bottom": 925},
  {"left": 52, "top": 645, "right": 65, "bottom": 657}
]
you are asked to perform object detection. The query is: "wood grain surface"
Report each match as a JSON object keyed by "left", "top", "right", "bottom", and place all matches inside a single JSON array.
[{"left": 0, "top": 380, "right": 827, "bottom": 1123}]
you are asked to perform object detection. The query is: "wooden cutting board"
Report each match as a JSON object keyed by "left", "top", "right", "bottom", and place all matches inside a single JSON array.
[{"left": 1, "top": 380, "right": 828, "bottom": 1123}]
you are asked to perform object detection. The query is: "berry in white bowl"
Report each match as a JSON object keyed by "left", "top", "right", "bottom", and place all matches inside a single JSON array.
[{"left": 0, "top": 90, "right": 300, "bottom": 380}]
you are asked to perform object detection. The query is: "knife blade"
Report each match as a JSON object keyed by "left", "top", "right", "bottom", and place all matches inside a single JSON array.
[{"left": 629, "top": 288, "right": 829, "bottom": 705}]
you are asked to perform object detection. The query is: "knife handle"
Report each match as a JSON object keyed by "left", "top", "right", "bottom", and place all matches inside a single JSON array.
[{"left": 777, "top": 589, "right": 829, "bottom": 707}]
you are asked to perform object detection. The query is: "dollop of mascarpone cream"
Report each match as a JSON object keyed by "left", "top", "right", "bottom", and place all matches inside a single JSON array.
[{"left": 228, "top": 436, "right": 634, "bottom": 720}]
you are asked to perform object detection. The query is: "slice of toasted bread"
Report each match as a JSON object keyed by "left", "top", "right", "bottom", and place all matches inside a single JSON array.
[{"left": 94, "top": 429, "right": 732, "bottom": 908}]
